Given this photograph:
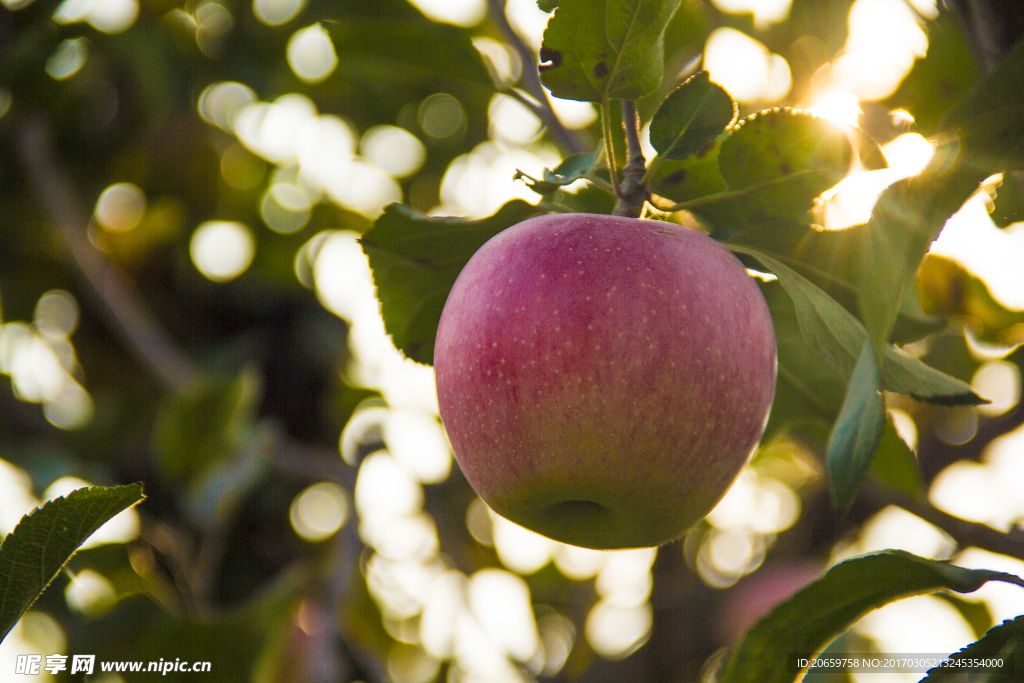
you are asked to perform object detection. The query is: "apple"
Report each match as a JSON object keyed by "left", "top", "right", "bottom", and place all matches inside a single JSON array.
[{"left": 434, "top": 213, "right": 776, "bottom": 549}]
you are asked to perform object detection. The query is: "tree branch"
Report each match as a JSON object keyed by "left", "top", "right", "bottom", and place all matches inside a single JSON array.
[
  {"left": 16, "top": 120, "right": 204, "bottom": 395},
  {"left": 486, "top": 0, "right": 588, "bottom": 156},
  {"left": 862, "top": 479, "right": 1024, "bottom": 563},
  {"left": 613, "top": 100, "right": 649, "bottom": 217}
]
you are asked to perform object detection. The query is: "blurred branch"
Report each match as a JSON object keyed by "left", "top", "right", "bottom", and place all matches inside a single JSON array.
[
  {"left": 862, "top": 480, "right": 1024, "bottom": 563},
  {"left": 487, "top": 0, "right": 589, "bottom": 156},
  {"left": 16, "top": 120, "right": 204, "bottom": 395},
  {"left": 947, "top": 0, "right": 1024, "bottom": 73}
]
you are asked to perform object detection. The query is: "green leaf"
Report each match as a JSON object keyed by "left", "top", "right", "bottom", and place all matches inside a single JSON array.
[
  {"left": 939, "top": 35, "right": 1024, "bottom": 173},
  {"left": 360, "top": 200, "right": 542, "bottom": 365},
  {"left": 731, "top": 246, "right": 984, "bottom": 406},
  {"left": 539, "top": 0, "right": 683, "bottom": 102},
  {"left": 153, "top": 368, "right": 262, "bottom": 483},
  {"left": 920, "top": 615, "right": 1024, "bottom": 683},
  {"left": 0, "top": 484, "right": 145, "bottom": 642},
  {"left": 649, "top": 134, "right": 728, "bottom": 203},
  {"left": 854, "top": 172, "right": 982, "bottom": 358},
  {"left": 537, "top": 0, "right": 559, "bottom": 11},
  {"left": 721, "top": 550, "right": 1024, "bottom": 683},
  {"left": 868, "top": 417, "right": 924, "bottom": 499},
  {"left": 713, "top": 109, "right": 852, "bottom": 227},
  {"left": 826, "top": 342, "right": 885, "bottom": 510},
  {"left": 649, "top": 70, "right": 736, "bottom": 160},
  {"left": 515, "top": 152, "right": 600, "bottom": 194},
  {"left": 760, "top": 282, "right": 847, "bottom": 436}
]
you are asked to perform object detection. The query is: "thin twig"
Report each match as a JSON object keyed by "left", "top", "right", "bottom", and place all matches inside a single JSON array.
[
  {"left": 486, "top": 0, "right": 587, "bottom": 156},
  {"left": 16, "top": 120, "right": 204, "bottom": 395},
  {"left": 863, "top": 480, "right": 1024, "bottom": 563}
]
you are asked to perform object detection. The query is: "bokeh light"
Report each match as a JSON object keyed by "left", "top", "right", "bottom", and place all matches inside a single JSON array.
[
  {"left": 852, "top": 595, "right": 976, "bottom": 683},
  {"left": 189, "top": 220, "right": 256, "bottom": 282},
  {"left": 489, "top": 511, "right": 555, "bottom": 575},
  {"left": 438, "top": 141, "right": 558, "bottom": 218},
  {"left": 43, "top": 476, "right": 140, "bottom": 548},
  {"left": 286, "top": 24, "right": 338, "bottom": 84},
  {"left": 45, "top": 38, "right": 88, "bottom": 80},
  {"left": 406, "top": 0, "right": 485, "bottom": 28},
  {"left": 94, "top": 182, "right": 146, "bottom": 233},
  {"left": 53, "top": 0, "right": 139, "bottom": 34},
  {"left": 65, "top": 569, "right": 118, "bottom": 615},
  {"left": 585, "top": 601, "right": 653, "bottom": 660},
  {"left": 930, "top": 419, "right": 1024, "bottom": 531},
  {"left": 704, "top": 28, "right": 791, "bottom": 104},
  {"left": 289, "top": 481, "right": 350, "bottom": 542},
  {"left": 488, "top": 93, "right": 542, "bottom": 147},
  {"left": 198, "top": 81, "right": 257, "bottom": 133},
  {"left": 472, "top": 37, "right": 522, "bottom": 90},
  {"left": 467, "top": 569, "right": 539, "bottom": 662},
  {"left": 252, "top": 0, "right": 305, "bottom": 26},
  {"left": 0, "top": 291, "right": 94, "bottom": 430},
  {"left": 973, "top": 360, "right": 1022, "bottom": 417},
  {"left": 361, "top": 126, "right": 427, "bottom": 179},
  {"left": 419, "top": 94, "right": 467, "bottom": 141},
  {"left": 711, "top": 0, "right": 793, "bottom": 28},
  {"left": 0, "top": 612, "right": 66, "bottom": 683}
]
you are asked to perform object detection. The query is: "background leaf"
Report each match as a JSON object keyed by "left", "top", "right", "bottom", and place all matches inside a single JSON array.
[
  {"left": 539, "top": 0, "right": 682, "bottom": 102},
  {"left": 153, "top": 368, "right": 262, "bottom": 484},
  {"left": 0, "top": 484, "right": 145, "bottom": 642},
  {"left": 826, "top": 343, "right": 885, "bottom": 510},
  {"left": 649, "top": 70, "right": 736, "bottom": 160},
  {"left": 939, "top": 36, "right": 1024, "bottom": 173},
  {"left": 360, "top": 200, "right": 542, "bottom": 365},
  {"left": 721, "top": 550, "right": 1024, "bottom": 683}
]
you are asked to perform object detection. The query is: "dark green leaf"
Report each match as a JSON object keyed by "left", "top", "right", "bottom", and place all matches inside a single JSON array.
[
  {"left": 0, "top": 484, "right": 145, "bottom": 642},
  {"left": 939, "top": 36, "right": 1024, "bottom": 173},
  {"left": 649, "top": 70, "right": 736, "bottom": 160},
  {"left": 731, "top": 246, "right": 984, "bottom": 406},
  {"left": 360, "top": 200, "right": 542, "bottom": 365},
  {"left": 537, "top": 0, "right": 559, "bottom": 11},
  {"left": 153, "top": 369, "right": 262, "bottom": 483},
  {"left": 920, "top": 615, "right": 1024, "bottom": 683},
  {"left": 868, "top": 417, "right": 924, "bottom": 499},
  {"left": 539, "top": 0, "right": 683, "bottom": 102},
  {"left": 721, "top": 550, "right": 1024, "bottom": 683},
  {"left": 826, "top": 342, "right": 885, "bottom": 510}
]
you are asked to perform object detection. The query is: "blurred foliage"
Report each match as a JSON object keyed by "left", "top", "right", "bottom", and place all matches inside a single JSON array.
[{"left": 1, "top": 0, "right": 1024, "bottom": 682}]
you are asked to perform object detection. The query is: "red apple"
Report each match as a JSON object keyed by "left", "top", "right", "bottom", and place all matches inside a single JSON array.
[{"left": 434, "top": 213, "right": 776, "bottom": 549}]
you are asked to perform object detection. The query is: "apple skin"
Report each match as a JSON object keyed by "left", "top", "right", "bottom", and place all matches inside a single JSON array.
[{"left": 434, "top": 213, "right": 776, "bottom": 549}]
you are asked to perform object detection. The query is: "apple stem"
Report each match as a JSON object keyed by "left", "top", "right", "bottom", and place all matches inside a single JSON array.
[{"left": 613, "top": 100, "right": 649, "bottom": 218}]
